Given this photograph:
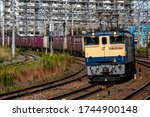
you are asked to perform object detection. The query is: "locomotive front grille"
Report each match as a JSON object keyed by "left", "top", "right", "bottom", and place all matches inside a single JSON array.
[
  {"left": 102, "top": 67, "right": 109, "bottom": 75},
  {"left": 87, "top": 64, "right": 125, "bottom": 76}
]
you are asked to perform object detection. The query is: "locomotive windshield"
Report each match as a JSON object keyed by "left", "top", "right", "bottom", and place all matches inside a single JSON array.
[
  {"left": 110, "top": 36, "right": 125, "bottom": 44},
  {"left": 84, "top": 37, "right": 99, "bottom": 45}
]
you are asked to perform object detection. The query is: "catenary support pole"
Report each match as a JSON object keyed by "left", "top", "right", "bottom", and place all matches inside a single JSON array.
[
  {"left": 2, "top": 0, "right": 5, "bottom": 46},
  {"left": 12, "top": 0, "right": 15, "bottom": 58}
]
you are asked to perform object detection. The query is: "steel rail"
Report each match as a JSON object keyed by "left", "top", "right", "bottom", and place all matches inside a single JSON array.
[
  {"left": 49, "top": 83, "right": 115, "bottom": 100},
  {"left": 122, "top": 81, "right": 150, "bottom": 100},
  {"left": 136, "top": 59, "right": 150, "bottom": 68},
  {"left": 144, "top": 95, "right": 150, "bottom": 100}
]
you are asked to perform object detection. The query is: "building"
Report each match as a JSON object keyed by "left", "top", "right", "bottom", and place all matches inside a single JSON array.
[{"left": 1, "top": 0, "right": 133, "bottom": 36}]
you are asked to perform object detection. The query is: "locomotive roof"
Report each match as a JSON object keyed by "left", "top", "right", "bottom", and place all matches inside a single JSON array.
[{"left": 84, "top": 31, "right": 132, "bottom": 37}]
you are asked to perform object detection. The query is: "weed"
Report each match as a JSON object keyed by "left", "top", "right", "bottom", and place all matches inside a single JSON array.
[
  {"left": 0, "top": 68, "right": 14, "bottom": 86},
  {"left": 0, "top": 53, "right": 74, "bottom": 93}
]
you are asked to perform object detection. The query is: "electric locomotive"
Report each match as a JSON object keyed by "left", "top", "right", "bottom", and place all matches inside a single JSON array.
[{"left": 84, "top": 31, "right": 136, "bottom": 82}]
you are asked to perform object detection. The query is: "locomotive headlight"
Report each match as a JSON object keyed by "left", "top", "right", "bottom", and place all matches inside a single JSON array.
[
  {"left": 113, "top": 32, "right": 117, "bottom": 35},
  {"left": 92, "top": 33, "right": 95, "bottom": 36},
  {"left": 113, "top": 58, "right": 117, "bottom": 64}
]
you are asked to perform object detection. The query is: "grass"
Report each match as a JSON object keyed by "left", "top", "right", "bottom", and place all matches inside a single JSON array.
[
  {"left": 16, "top": 48, "right": 27, "bottom": 53},
  {"left": 0, "top": 47, "right": 20, "bottom": 61},
  {"left": 0, "top": 52, "right": 79, "bottom": 93},
  {"left": 0, "top": 67, "right": 13, "bottom": 86},
  {"left": 137, "top": 47, "right": 150, "bottom": 56},
  {"left": 0, "top": 47, "right": 12, "bottom": 61}
]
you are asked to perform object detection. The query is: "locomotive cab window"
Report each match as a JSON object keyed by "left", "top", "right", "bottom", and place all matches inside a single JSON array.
[
  {"left": 102, "top": 37, "right": 107, "bottom": 45},
  {"left": 84, "top": 37, "right": 99, "bottom": 45},
  {"left": 110, "top": 36, "right": 125, "bottom": 44}
]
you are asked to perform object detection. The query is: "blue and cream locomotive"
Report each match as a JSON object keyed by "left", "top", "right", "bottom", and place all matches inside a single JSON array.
[{"left": 84, "top": 31, "right": 136, "bottom": 82}]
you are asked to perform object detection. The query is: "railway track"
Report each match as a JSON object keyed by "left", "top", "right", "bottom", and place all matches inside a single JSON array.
[
  {"left": 144, "top": 95, "right": 150, "bottom": 100},
  {"left": 1, "top": 57, "right": 149, "bottom": 100},
  {"left": 120, "top": 59, "right": 150, "bottom": 100},
  {"left": 135, "top": 55, "right": 150, "bottom": 60},
  {"left": 46, "top": 58, "right": 150, "bottom": 100},
  {"left": 49, "top": 58, "right": 149, "bottom": 100},
  {"left": 136, "top": 59, "right": 150, "bottom": 68},
  {"left": 0, "top": 53, "right": 37, "bottom": 66},
  {"left": 49, "top": 83, "right": 115, "bottom": 100},
  {"left": 0, "top": 57, "right": 86, "bottom": 100},
  {"left": 122, "top": 81, "right": 150, "bottom": 100},
  {"left": 0, "top": 54, "right": 26, "bottom": 66}
]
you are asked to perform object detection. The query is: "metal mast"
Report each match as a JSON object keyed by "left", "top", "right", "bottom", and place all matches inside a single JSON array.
[
  {"left": 1, "top": 0, "right": 5, "bottom": 46},
  {"left": 12, "top": 0, "right": 16, "bottom": 58}
]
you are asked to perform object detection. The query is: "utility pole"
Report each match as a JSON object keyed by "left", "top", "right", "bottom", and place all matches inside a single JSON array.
[
  {"left": 50, "top": 15, "right": 53, "bottom": 56},
  {"left": 49, "top": 2, "right": 53, "bottom": 56},
  {"left": 25, "top": 0, "right": 28, "bottom": 37},
  {"left": 63, "top": 0, "right": 68, "bottom": 52},
  {"left": 45, "top": 23, "right": 49, "bottom": 54},
  {"left": 45, "top": 26, "right": 47, "bottom": 54},
  {"left": 71, "top": 7, "right": 74, "bottom": 36},
  {"left": 0, "top": 2, "right": 1, "bottom": 37},
  {"left": 2, "top": 0, "right": 5, "bottom": 46},
  {"left": 137, "top": 12, "right": 140, "bottom": 50},
  {"left": 12, "top": 0, "right": 15, "bottom": 58},
  {"left": 63, "top": 21, "right": 66, "bottom": 52},
  {"left": 146, "top": 11, "right": 149, "bottom": 59},
  {"left": 34, "top": 0, "right": 36, "bottom": 36},
  {"left": 43, "top": 1, "right": 47, "bottom": 53}
]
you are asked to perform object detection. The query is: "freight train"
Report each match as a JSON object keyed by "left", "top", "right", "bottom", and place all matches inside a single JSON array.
[
  {"left": 0, "top": 35, "right": 84, "bottom": 55},
  {"left": 0, "top": 30, "right": 136, "bottom": 82}
]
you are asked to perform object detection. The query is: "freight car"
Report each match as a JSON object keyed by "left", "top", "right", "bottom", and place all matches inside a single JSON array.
[
  {"left": 42, "top": 35, "right": 83, "bottom": 54},
  {"left": 84, "top": 31, "right": 136, "bottom": 82}
]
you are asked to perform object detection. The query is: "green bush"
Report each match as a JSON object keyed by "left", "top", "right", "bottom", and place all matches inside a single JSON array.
[
  {"left": 0, "top": 52, "right": 75, "bottom": 93},
  {"left": 137, "top": 47, "right": 150, "bottom": 55},
  {"left": 41, "top": 53, "right": 65, "bottom": 69},
  {"left": 0, "top": 47, "right": 11, "bottom": 60},
  {"left": 17, "top": 48, "right": 27, "bottom": 53},
  {"left": 137, "top": 47, "right": 146, "bottom": 55},
  {"left": 0, "top": 68, "right": 14, "bottom": 86}
]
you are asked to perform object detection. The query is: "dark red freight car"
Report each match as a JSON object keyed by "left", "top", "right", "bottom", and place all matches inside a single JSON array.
[{"left": 31, "top": 36, "right": 43, "bottom": 50}]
